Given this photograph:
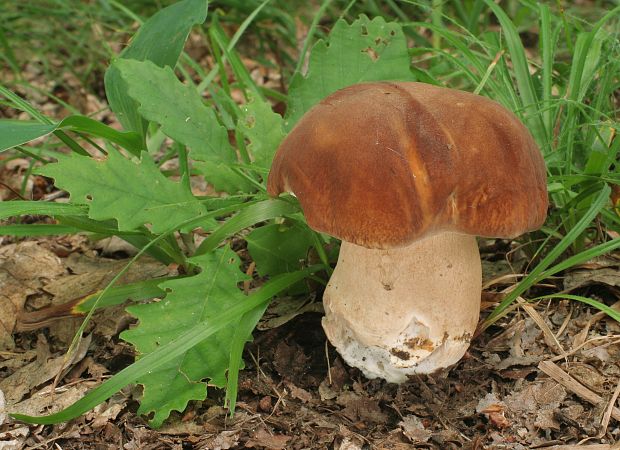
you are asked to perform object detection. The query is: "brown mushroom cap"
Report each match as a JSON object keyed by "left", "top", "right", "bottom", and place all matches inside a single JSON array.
[{"left": 267, "top": 82, "right": 548, "bottom": 248}]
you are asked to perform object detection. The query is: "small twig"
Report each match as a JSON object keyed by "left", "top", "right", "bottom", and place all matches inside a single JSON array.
[
  {"left": 517, "top": 297, "right": 565, "bottom": 356},
  {"left": 543, "top": 445, "right": 620, "bottom": 450},
  {"left": 325, "top": 340, "right": 332, "bottom": 385},
  {"left": 538, "top": 360, "right": 620, "bottom": 422},
  {"left": 599, "top": 376, "right": 620, "bottom": 438},
  {"left": 549, "top": 336, "right": 620, "bottom": 363},
  {"left": 0, "top": 181, "right": 28, "bottom": 200},
  {"left": 555, "top": 302, "right": 573, "bottom": 340}
]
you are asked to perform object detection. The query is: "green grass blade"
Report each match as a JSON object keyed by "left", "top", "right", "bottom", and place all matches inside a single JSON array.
[
  {"left": 485, "top": 184, "right": 611, "bottom": 325},
  {"left": 538, "top": 4, "right": 555, "bottom": 138},
  {"left": 59, "top": 116, "right": 144, "bottom": 156},
  {"left": 209, "top": 20, "right": 263, "bottom": 101},
  {"left": 225, "top": 301, "right": 269, "bottom": 415},
  {"left": 294, "top": 0, "right": 333, "bottom": 75},
  {"left": 194, "top": 198, "right": 298, "bottom": 256},
  {"left": 483, "top": 0, "right": 547, "bottom": 147},
  {"left": 0, "top": 121, "right": 56, "bottom": 153},
  {"left": 74, "top": 277, "right": 177, "bottom": 314},
  {"left": 534, "top": 294, "right": 620, "bottom": 323},
  {"left": 0, "top": 201, "right": 86, "bottom": 219}
]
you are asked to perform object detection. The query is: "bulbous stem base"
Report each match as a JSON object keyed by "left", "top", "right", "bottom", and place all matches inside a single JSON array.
[{"left": 322, "top": 232, "right": 482, "bottom": 383}]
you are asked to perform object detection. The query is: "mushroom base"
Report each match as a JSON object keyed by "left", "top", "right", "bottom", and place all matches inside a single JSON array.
[{"left": 322, "top": 232, "right": 482, "bottom": 383}]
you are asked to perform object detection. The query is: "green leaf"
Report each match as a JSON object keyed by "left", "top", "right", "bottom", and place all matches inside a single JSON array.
[
  {"left": 195, "top": 198, "right": 299, "bottom": 256},
  {"left": 237, "top": 96, "right": 285, "bottom": 170},
  {"left": 58, "top": 116, "right": 144, "bottom": 156},
  {"left": 0, "top": 201, "right": 86, "bottom": 220},
  {"left": 285, "top": 15, "right": 414, "bottom": 129},
  {"left": 114, "top": 59, "right": 233, "bottom": 163},
  {"left": 38, "top": 151, "right": 207, "bottom": 234},
  {"left": 10, "top": 267, "right": 319, "bottom": 425},
  {"left": 114, "top": 59, "right": 251, "bottom": 193},
  {"left": 0, "top": 116, "right": 144, "bottom": 155},
  {"left": 104, "top": 0, "right": 208, "bottom": 137},
  {"left": 120, "top": 246, "right": 250, "bottom": 427},
  {"left": 0, "top": 121, "right": 55, "bottom": 152},
  {"left": 246, "top": 221, "right": 314, "bottom": 277},
  {"left": 193, "top": 161, "right": 253, "bottom": 194},
  {"left": 74, "top": 277, "right": 175, "bottom": 314}
]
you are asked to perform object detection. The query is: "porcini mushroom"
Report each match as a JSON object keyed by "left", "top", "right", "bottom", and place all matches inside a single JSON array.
[{"left": 267, "top": 82, "right": 548, "bottom": 383}]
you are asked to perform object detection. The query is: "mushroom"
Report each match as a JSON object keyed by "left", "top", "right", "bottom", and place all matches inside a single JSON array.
[{"left": 267, "top": 82, "right": 548, "bottom": 383}]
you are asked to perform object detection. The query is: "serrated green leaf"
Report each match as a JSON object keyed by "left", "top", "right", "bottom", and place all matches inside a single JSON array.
[
  {"left": 285, "top": 15, "right": 414, "bottom": 129},
  {"left": 121, "top": 246, "right": 250, "bottom": 427},
  {"left": 114, "top": 59, "right": 233, "bottom": 164},
  {"left": 237, "top": 96, "right": 285, "bottom": 170},
  {"left": 104, "top": 0, "right": 208, "bottom": 137},
  {"left": 114, "top": 58, "right": 250, "bottom": 193},
  {"left": 38, "top": 151, "right": 207, "bottom": 234},
  {"left": 246, "top": 221, "right": 314, "bottom": 277},
  {"left": 193, "top": 161, "right": 253, "bottom": 194}
]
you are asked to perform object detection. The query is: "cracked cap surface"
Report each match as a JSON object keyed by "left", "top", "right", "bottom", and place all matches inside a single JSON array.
[{"left": 267, "top": 82, "right": 548, "bottom": 248}]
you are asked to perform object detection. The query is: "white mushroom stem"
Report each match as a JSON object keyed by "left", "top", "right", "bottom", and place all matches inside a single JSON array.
[{"left": 322, "top": 232, "right": 482, "bottom": 383}]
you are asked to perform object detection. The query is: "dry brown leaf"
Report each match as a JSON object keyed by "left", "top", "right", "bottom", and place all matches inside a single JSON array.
[
  {"left": 336, "top": 391, "right": 388, "bottom": 424},
  {"left": 245, "top": 428, "right": 291, "bottom": 450},
  {"left": 202, "top": 430, "right": 241, "bottom": 450},
  {"left": 257, "top": 297, "right": 323, "bottom": 330},
  {"left": 0, "top": 334, "right": 90, "bottom": 405},
  {"left": 476, "top": 393, "right": 510, "bottom": 428},
  {"left": 569, "top": 363, "right": 609, "bottom": 395},
  {"left": 10, "top": 383, "right": 89, "bottom": 419},
  {"left": 0, "top": 425, "right": 29, "bottom": 450},
  {"left": 399, "top": 415, "right": 432, "bottom": 443},
  {"left": 284, "top": 381, "right": 313, "bottom": 403},
  {"left": 564, "top": 256, "right": 620, "bottom": 291},
  {"left": 534, "top": 409, "right": 561, "bottom": 431},
  {"left": 0, "top": 242, "right": 65, "bottom": 348}
]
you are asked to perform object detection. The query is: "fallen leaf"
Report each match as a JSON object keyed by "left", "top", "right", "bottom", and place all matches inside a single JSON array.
[
  {"left": 0, "top": 334, "right": 90, "bottom": 405},
  {"left": 285, "top": 381, "right": 313, "bottom": 403},
  {"left": 336, "top": 391, "right": 388, "bottom": 424},
  {"left": 568, "top": 363, "right": 609, "bottom": 394},
  {"left": 257, "top": 297, "right": 324, "bottom": 330},
  {"left": 202, "top": 430, "right": 240, "bottom": 450},
  {"left": 476, "top": 393, "right": 510, "bottom": 428},
  {"left": 335, "top": 436, "right": 363, "bottom": 450},
  {"left": 0, "top": 425, "right": 29, "bottom": 450},
  {"left": 534, "top": 409, "right": 561, "bottom": 431},
  {"left": 399, "top": 415, "right": 432, "bottom": 443},
  {"left": 10, "top": 383, "right": 89, "bottom": 418},
  {"left": 245, "top": 428, "right": 291, "bottom": 449},
  {"left": 88, "top": 402, "right": 124, "bottom": 428}
]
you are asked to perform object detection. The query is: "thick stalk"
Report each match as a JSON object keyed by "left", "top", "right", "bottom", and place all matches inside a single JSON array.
[{"left": 322, "top": 232, "right": 482, "bottom": 383}]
